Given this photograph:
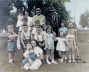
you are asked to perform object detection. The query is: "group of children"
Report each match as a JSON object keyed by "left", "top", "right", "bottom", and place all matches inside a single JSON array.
[{"left": 6, "top": 9, "right": 81, "bottom": 71}]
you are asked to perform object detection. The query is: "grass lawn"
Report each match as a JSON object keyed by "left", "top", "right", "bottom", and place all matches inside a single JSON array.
[{"left": 0, "top": 30, "right": 89, "bottom": 72}]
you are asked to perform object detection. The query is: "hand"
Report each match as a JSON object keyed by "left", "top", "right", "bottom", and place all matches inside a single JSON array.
[
  {"left": 39, "top": 43, "right": 41, "bottom": 45},
  {"left": 74, "top": 46, "right": 77, "bottom": 49},
  {"left": 45, "top": 45, "right": 48, "bottom": 49},
  {"left": 68, "top": 45, "right": 71, "bottom": 49},
  {"left": 24, "top": 45, "right": 26, "bottom": 48},
  {"left": 39, "top": 43, "right": 44, "bottom": 46}
]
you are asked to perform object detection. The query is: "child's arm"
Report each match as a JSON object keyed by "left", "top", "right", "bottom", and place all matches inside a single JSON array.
[
  {"left": 21, "top": 38, "right": 26, "bottom": 48},
  {"left": 39, "top": 42, "right": 44, "bottom": 46},
  {"left": 44, "top": 34, "right": 48, "bottom": 49},
  {"left": 73, "top": 37, "right": 77, "bottom": 49},
  {"left": 8, "top": 34, "right": 14, "bottom": 41},
  {"left": 36, "top": 53, "right": 43, "bottom": 60},
  {"left": 54, "top": 36, "right": 58, "bottom": 41},
  {"left": 12, "top": 32, "right": 18, "bottom": 37},
  {"left": 23, "top": 51, "right": 33, "bottom": 63},
  {"left": 66, "top": 36, "right": 70, "bottom": 48}
]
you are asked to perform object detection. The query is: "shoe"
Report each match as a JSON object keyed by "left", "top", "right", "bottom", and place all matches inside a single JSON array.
[
  {"left": 72, "top": 60, "right": 76, "bottom": 63},
  {"left": 58, "top": 58, "right": 61, "bottom": 61},
  {"left": 60, "top": 59, "right": 63, "bottom": 62},
  {"left": 68, "top": 59, "right": 71, "bottom": 64},
  {"left": 64, "top": 56, "right": 67, "bottom": 60},
  {"left": 46, "top": 60, "right": 51, "bottom": 65},
  {"left": 51, "top": 60, "right": 57, "bottom": 64}
]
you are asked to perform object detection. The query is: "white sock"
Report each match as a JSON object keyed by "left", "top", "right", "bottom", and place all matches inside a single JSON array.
[
  {"left": 52, "top": 59, "right": 54, "bottom": 61},
  {"left": 9, "top": 59, "right": 13, "bottom": 63}
]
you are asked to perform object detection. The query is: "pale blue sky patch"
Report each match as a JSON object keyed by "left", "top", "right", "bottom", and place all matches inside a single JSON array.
[{"left": 65, "top": 0, "right": 89, "bottom": 28}]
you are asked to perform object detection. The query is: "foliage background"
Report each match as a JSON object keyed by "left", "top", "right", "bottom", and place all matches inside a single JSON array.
[{"left": 0, "top": 0, "right": 70, "bottom": 31}]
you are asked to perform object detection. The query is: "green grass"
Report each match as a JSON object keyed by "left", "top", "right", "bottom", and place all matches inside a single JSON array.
[{"left": 0, "top": 30, "right": 89, "bottom": 72}]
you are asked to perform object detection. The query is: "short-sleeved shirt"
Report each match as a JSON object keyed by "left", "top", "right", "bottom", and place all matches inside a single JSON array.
[
  {"left": 32, "top": 27, "right": 37, "bottom": 35},
  {"left": 33, "top": 15, "right": 46, "bottom": 25},
  {"left": 27, "top": 16, "right": 33, "bottom": 26},
  {"left": 58, "top": 27, "right": 67, "bottom": 33},
  {"left": 34, "top": 34, "right": 43, "bottom": 41},
  {"left": 20, "top": 31, "right": 31, "bottom": 40},
  {"left": 34, "top": 46, "right": 43, "bottom": 55}
]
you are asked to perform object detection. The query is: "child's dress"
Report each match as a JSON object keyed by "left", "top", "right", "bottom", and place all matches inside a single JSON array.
[
  {"left": 56, "top": 37, "right": 66, "bottom": 51},
  {"left": 47, "top": 33, "right": 54, "bottom": 50}
]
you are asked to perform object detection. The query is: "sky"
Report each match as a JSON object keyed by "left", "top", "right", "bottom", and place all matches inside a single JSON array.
[{"left": 64, "top": 0, "right": 89, "bottom": 28}]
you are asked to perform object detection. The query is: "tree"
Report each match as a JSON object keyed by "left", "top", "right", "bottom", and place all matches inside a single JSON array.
[
  {"left": 0, "top": 0, "right": 69, "bottom": 29},
  {"left": 0, "top": 0, "right": 13, "bottom": 28},
  {"left": 80, "top": 10, "right": 89, "bottom": 28}
]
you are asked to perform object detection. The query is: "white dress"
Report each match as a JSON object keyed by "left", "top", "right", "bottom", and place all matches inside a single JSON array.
[{"left": 56, "top": 37, "right": 66, "bottom": 51}]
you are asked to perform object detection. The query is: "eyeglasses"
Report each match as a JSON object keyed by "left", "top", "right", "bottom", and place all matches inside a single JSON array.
[{"left": 36, "top": 10, "right": 41, "bottom": 11}]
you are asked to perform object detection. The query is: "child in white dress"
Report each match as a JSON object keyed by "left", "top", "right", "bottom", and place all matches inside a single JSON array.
[{"left": 56, "top": 31, "right": 66, "bottom": 62}]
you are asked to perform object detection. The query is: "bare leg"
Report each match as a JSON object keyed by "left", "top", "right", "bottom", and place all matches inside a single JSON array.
[
  {"left": 72, "top": 46, "right": 76, "bottom": 63},
  {"left": 8, "top": 52, "right": 12, "bottom": 62},
  {"left": 8, "top": 52, "right": 14, "bottom": 64},
  {"left": 46, "top": 49, "right": 51, "bottom": 65},
  {"left": 12, "top": 51, "right": 15, "bottom": 59},
  {"left": 51, "top": 50, "right": 57, "bottom": 64},
  {"left": 58, "top": 51, "right": 62, "bottom": 57},
  {"left": 68, "top": 50, "right": 72, "bottom": 63},
  {"left": 62, "top": 52, "right": 65, "bottom": 62}
]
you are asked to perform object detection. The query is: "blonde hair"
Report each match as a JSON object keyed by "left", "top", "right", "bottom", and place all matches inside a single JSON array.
[{"left": 7, "top": 25, "right": 13, "bottom": 29}]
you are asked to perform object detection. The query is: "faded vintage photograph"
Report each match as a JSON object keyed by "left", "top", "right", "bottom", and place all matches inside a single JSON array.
[{"left": 0, "top": 0, "right": 89, "bottom": 72}]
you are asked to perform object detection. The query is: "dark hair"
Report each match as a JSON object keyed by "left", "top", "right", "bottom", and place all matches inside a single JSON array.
[
  {"left": 58, "top": 31, "right": 65, "bottom": 36},
  {"left": 35, "top": 6, "right": 41, "bottom": 10},
  {"left": 46, "top": 25, "right": 53, "bottom": 33},
  {"left": 61, "top": 21, "right": 67, "bottom": 27},
  {"left": 35, "top": 19, "right": 40, "bottom": 24},
  {"left": 17, "top": 9, "right": 23, "bottom": 15},
  {"left": 31, "top": 39, "right": 39, "bottom": 46},
  {"left": 61, "top": 21, "right": 65, "bottom": 24}
]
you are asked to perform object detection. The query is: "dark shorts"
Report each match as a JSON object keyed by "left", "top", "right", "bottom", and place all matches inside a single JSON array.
[
  {"left": 38, "top": 41, "right": 44, "bottom": 51},
  {"left": 7, "top": 41, "right": 17, "bottom": 52}
]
